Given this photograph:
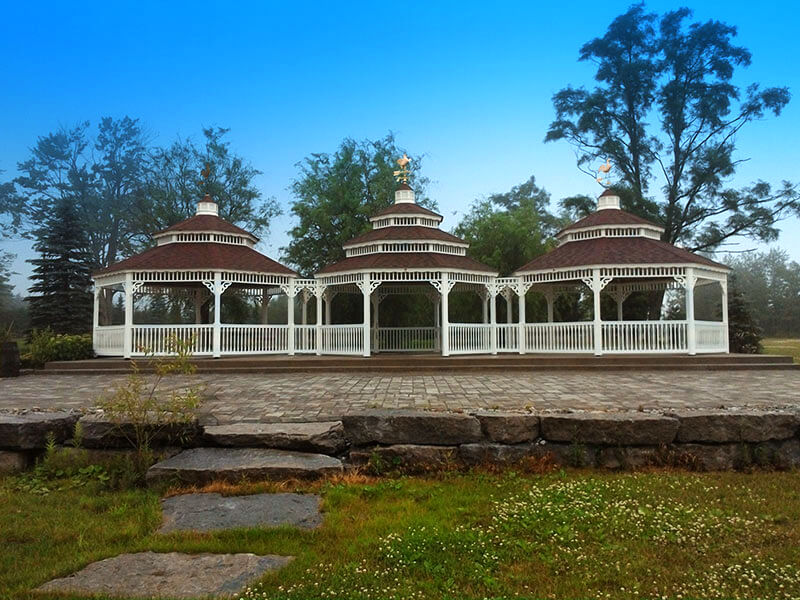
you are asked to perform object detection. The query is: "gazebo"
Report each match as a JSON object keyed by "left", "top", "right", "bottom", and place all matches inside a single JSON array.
[
  {"left": 92, "top": 195, "right": 303, "bottom": 358},
  {"left": 314, "top": 181, "right": 499, "bottom": 356},
  {"left": 92, "top": 162, "right": 730, "bottom": 358},
  {"left": 511, "top": 189, "right": 730, "bottom": 355}
]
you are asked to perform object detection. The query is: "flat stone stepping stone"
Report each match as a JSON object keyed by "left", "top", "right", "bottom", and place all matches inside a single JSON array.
[
  {"left": 204, "top": 421, "right": 346, "bottom": 454},
  {"left": 36, "top": 551, "right": 292, "bottom": 598},
  {"left": 159, "top": 492, "right": 322, "bottom": 533},
  {"left": 146, "top": 447, "right": 343, "bottom": 486}
]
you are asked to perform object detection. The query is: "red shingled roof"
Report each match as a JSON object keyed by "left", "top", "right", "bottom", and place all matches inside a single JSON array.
[
  {"left": 318, "top": 252, "right": 498, "bottom": 275},
  {"left": 94, "top": 242, "right": 297, "bottom": 276},
  {"left": 514, "top": 237, "right": 727, "bottom": 274},
  {"left": 156, "top": 215, "right": 257, "bottom": 239},
  {"left": 372, "top": 203, "right": 443, "bottom": 219},
  {"left": 558, "top": 209, "right": 661, "bottom": 235},
  {"left": 344, "top": 226, "right": 466, "bottom": 246}
]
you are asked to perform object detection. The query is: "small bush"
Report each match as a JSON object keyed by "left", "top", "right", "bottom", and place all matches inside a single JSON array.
[{"left": 27, "top": 328, "right": 93, "bottom": 366}]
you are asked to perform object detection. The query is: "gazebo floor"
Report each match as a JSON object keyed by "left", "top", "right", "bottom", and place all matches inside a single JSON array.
[{"left": 42, "top": 352, "right": 797, "bottom": 375}]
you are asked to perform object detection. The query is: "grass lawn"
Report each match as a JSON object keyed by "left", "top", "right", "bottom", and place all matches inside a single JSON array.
[
  {"left": 763, "top": 337, "right": 800, "bottom": 364},
  {"left": 3, "top": 469, "right": 800, "bottom": 600}
]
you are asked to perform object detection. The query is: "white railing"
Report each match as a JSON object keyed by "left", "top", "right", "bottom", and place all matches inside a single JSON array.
[
  {"left": 321, "top": 324, "right": 364, "bottom": 355},
  {"left": 449, "top": 324, "right": 492, "bottom": 354},
  {"left": 294, "top": 325, "right": 316, "bottom": 354},
  {"left": 525, "top": 322, "right": 594, "bottom": 353},
  {"left": 496, "top": 324, "right": 519, "bottom": 353},
  {"left": 695, "top": 320, "right": 728, "bottom": 353},
  {"left": 375, "top": 327, "right": 439, "bottom": 352},
  {"left": 93, "top": 326, "right": 125, "bottom": 356},
  {"left": 221, "top": 325, "right": 288, "bottom": 354},
  {"left": 131, "top": 324, "right": 214, "bottom": 356},
  {"left": 602, "top": 321, "right": 687, "bottom": 353}
]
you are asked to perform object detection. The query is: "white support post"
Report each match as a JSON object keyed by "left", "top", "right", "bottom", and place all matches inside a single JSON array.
[
  {"left": 592, "top": 269, "right": 602, "bottom": 356},
  {"left": 212, "top": 271, "right": 222, "bottom": 358},
  {"left": 482, "top": 294, "right": 488, "bottom": 324},
  {"left": 545, "top": 290, "right": 554, "bottom": 323},
  {"left": 721, "top": 278, "right": 729, "bottom": 353},
  {"left": 686, "top": 267, "right": 696, "bottom": 356},
  {"left": 441, "top": 273, "right": 450, "bottom": 357},
  {"left": 286, "top": 280, "right": 296, "bottom": 356},
  {"left": 301, "top": 292, "right": 308, "bottom": 325},
  {"left": 123, "top": 273, "right": 133, "bottom": 359},
  {"left": 361, "top": 273, "right": 371, "bottom": 357},
  {"left": 616, "top": 298, "right": 624, "bottom": 321},
  {"left": 489, "top": 285, "right": 498, "bottom": 355},
  {"left": 315, "top": 286, "right": 324, "bottom": 356},
  {"left": 92, "top": 287, "right": 100, "bottom": 330},
  {"left": 505, "top": 294, "right": 513, "bottom": 324},
  {"left": 517, "top": 285, "right": 526, "bottom": 354},
  {"left": 325, "top": 297, "right": 332, "bottom": 325}
]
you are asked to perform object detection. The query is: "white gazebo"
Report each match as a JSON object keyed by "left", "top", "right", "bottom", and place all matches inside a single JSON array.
[
  {"left": 511, "top": 189, "right": 730, "bottom": 355},
  {"left": 92, "top": 168, "right": 729, "bottom": 358}
]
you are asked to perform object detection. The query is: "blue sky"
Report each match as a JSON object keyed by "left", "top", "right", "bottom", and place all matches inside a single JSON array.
[{"left": 1, "top": 0, "right": 799, "bottom": 292}]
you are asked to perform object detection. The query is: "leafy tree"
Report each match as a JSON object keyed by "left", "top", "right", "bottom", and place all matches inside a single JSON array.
[
  {"left": 139, "top": 127, "right": 279, "bottom": 239},
  {"left": 88, "top": 117, "right": 149, "bottom": 267},
  {"left": 725, "top": 274, "right": 762, "bottom": 353},
  {"left": 26, "top": 197, "right": 93, "bottom": 334},
  {"left": 546, "top": 4, "right": 799, "bottom": 252},
  {"left": 283, "top": 133, "right": 434, "bottom": 276},
  {"left": 724, "top": 249, "right": 800, "bottom": 337},
  {"left": 454, "top": 176, "right": 557, "bottom": 277}
]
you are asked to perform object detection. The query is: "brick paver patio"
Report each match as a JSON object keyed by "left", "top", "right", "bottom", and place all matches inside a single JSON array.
[{"left": 1, "top": 370, "right": 799, "bottom": 422}]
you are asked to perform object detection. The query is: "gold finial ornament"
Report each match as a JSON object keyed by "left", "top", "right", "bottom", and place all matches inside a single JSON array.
[
  {"left": 596, "top": 158, "right": 612, "bottom": 187},
  {"left": 393, "top": 153, "right": 411, "bottom": 184}
]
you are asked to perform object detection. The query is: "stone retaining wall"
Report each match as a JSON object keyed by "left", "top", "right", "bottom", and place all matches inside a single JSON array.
[{"left": 1, "top": 409, "right": 798, "bottom": 473}]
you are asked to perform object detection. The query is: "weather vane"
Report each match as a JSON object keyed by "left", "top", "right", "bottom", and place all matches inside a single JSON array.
[
  {"left": 393, "top": 154, "right": 411, "bottom": 184},
  {"left": 199, "top": 162, "right": 212, "bottom": 185},
  {"left": 596, "top": 158, "right": 612, "bottom": 187}
]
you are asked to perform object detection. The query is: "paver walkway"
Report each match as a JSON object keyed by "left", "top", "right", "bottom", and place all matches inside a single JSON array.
[{"left": 1, "top": 371, "right": 799, "bottom": 421}]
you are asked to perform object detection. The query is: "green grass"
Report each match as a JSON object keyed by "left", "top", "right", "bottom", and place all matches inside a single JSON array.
[
  {"left": 763, "top": 337, "right": 800, "bottom": 364},
  {"left": 3, "top": 469, "right": 800, "bottom": 600}
]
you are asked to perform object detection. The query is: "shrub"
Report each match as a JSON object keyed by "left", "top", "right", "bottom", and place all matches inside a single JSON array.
[
  {"left": 26, "top": 328, "right": 93, "bottom": 366},
  {"left": 95, "top": 335, "right": 203, "bottom": 480}
]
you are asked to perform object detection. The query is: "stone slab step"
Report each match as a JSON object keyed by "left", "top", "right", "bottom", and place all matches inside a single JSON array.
[
  {"left": 0, "top": 411, "right": 78, "bottom": 449},
  {"left": 204, "top": 421, "right": 346, "bottom": 454},
  {"left": 146, "top": 447, "right": 343, "bottom": 486},
  {"left": 37, "top": 551, "right": 292, "bottom": 598},
  {"left": 159, "top": 492, "right": 322, "bottom": 533}
]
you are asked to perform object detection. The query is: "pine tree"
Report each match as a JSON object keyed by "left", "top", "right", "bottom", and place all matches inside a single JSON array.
[{"left": 27, "top": 197, "right": 93, "bottom": 334}]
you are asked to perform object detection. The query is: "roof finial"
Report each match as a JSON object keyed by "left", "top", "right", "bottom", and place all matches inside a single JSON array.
[
  {"left": 596, "top": 158, "right": 612, "bottom": 187},
  {"left": 393, "top": 154, "right": 411, "bottom": 185}
]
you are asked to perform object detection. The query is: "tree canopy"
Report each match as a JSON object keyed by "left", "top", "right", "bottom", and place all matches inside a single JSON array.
[
  {"left": 546, "top": 4, "right": 799, "bottom": 252},
  {"left": 6, "top": 119, "right": 277, "bottom": 271},
  {"left": 454, "top": 176, "right": 559, "bottom": 276},
  {"left": 723, "top": 249, "right": 800, "bottom": 337},
  {"left": 283, "top": 133, "right": 435, "bottom": 276}
]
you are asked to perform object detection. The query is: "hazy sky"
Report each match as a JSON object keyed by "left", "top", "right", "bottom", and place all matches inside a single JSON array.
[{"left": 2, "top": 0, "right": 799, "bottom": 292}]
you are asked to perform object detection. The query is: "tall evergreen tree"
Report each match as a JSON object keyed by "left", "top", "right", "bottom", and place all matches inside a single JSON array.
[{"left": 26, "top": 198, "right": 93, "bottom": 334}]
